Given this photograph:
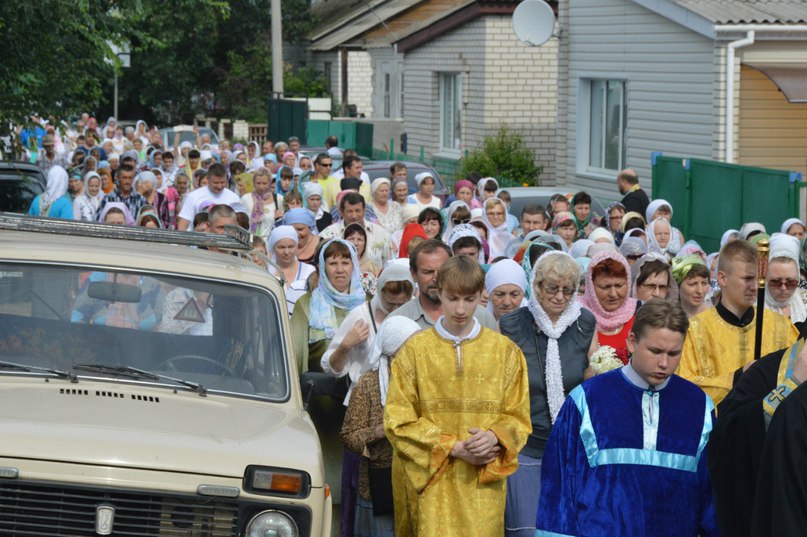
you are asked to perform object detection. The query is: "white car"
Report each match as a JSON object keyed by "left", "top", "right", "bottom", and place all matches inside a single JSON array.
[{"left": 0, "top": 214, "right": 331, "bottom": 537}]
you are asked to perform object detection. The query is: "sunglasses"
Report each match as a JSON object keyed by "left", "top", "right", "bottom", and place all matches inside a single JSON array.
[
  {"left": 769, "top": 278, "right": 799, "bottom": 290},
  {"left": 452, "top": 218, "right": 471, "bottom": 226}
]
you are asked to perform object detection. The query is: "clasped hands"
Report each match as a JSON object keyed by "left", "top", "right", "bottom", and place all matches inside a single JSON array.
[{"left": 450, "top": 427, "right": 501, "bottom": 466}]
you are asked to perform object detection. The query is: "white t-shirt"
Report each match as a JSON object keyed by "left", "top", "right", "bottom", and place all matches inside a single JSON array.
[{"left": 178, "top": 186, "right": 241, "bottom": 224}]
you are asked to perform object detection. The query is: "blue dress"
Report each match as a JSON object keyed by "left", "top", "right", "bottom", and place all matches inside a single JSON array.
[
  {"left": 536, "top": 367, "right": 719, "bottom": 537},
  {"left": 28, "top": 195, "right": 73, "bottom": 219}
]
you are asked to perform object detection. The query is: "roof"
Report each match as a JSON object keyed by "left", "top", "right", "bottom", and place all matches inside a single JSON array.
[
  {"left": 308, "top": 0, "right": 421, "bottom": 51},
  {"left": 674, "top": 0, "right": 807, "bottom": 24}
]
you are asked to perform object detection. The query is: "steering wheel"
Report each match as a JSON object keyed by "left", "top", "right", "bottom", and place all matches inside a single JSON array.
[{"left": 155, "top": 354, "right": 235, "bottom": 376}]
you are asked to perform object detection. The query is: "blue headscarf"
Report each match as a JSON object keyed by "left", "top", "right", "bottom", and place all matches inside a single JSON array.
[
  {"left": 275, "top": 165, "right": 295, "bottom": 195},
  {"left": 308, "top": 239, "right": 366, "bottom": 343},
  {"left": 284, "top": 207, "right": 317, "bottom": 232}
]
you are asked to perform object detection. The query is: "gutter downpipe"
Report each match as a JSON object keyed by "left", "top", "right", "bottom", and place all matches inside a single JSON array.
[{"left": 725, "top": 31, "right": 754, "bottom": 163}]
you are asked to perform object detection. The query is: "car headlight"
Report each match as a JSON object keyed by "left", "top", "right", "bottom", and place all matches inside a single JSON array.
[{"left": 245, "top": 510, "right": 298, "bottom": 537}]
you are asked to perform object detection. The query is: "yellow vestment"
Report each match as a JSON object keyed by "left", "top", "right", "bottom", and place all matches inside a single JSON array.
[
  {"left": 384, "top": 327, "right": 531, "bottom": 537},
  {"left": 678, "top": 306, "right": 798, "bottom": 406}
]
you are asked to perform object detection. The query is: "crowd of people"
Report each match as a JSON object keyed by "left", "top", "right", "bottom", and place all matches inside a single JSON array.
[{"left": 20, "top": 114, "right": 807, "bottom": 536}]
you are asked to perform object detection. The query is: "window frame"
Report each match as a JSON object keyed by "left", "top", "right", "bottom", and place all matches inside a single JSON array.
[
  {"left": 438, "top": 72, "right": 462, "bottom": 155},
  {"left": 577, "top": 77, "right": 628, "bottom": 179}
]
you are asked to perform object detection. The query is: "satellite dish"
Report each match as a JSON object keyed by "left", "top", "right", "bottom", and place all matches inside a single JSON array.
[{"left": 512, "top": 0, "right": 556, "bottom": 47}]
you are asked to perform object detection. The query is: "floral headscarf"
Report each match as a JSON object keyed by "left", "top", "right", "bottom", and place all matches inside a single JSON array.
[
  {"left": 580, "top": 250, "right": 638, "bottom": 332},
  {"left": 308, "top": 239, "right": 366, "bottom": 343}
]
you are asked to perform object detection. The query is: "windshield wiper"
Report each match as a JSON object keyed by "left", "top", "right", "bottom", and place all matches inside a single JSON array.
[
  {"left": 73, "top": 364, "right": 207, "bottom": 396},
  {"left": 0, "top": 360, "right": 77, "bottom": 382}
]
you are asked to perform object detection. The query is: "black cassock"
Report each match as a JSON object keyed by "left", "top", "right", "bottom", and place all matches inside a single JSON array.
[{"left": 709, "top": 346, "right": 807, "bottom": 537}]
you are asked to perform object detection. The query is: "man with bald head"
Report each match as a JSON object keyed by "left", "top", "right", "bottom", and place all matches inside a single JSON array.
[{"left": 617, "top": 168, "right": 649, "bottom": 216}]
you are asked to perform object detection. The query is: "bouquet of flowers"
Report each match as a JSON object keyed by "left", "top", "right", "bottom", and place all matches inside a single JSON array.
[{"left": 590, "top": 345, "right": 623, "bottom": 376}]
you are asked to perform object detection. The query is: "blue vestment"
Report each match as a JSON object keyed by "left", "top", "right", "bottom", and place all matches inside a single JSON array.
[{"left": 535, "top": 366, "right": 720, "bottom": 537}]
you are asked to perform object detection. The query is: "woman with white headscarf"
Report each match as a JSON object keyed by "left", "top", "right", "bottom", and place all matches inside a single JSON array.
[
  {"left": 499, "top": 251, "right": 596, "bottom": 537},
  {"left": 765, "top": 233, "right": 807, "bottom": 329},
  {"left": 406, "top": 171, "right": 441, "bottom": 210},
  {"left": 341, "top": 316, "right": 421, "bottom": 537},
  {"left": 267, "top": 225, "right": 315, "bottom": 315},
  {"left": 73, "top": 171, "right": 105, "bottom": 221},
  {"left": 135, "top": 170, "right": 170, "bottom": 228},
  {"left": 781, "top": 217, "right": 806, "bottom": 241},
  {"left": 646, "top": 217, "right": 681, "bottom": 258},
  {"left": 321, "top": 261, "right": 415, "bottom": 385},
  {"left": 28, "top": 166, "right": 73, "bottom": 219},
  {"left": 645, "top": 199, "right": 684, "bottom": 252},
  {"left": 482, "top": 197, "right": 513, "bottom": 259},
  {"left": 369, "top": 177, "right": 401, "bottom": 234},
  {"left": 442, "top": 200, "right": 471, "bottom": 242},
  {"left": 486, "top": 259, "right": 528, "bottom": 321}
]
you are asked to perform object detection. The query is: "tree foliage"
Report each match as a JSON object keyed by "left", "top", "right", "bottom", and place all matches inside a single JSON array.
[{"left": 459, "top": 126, "right": 543, "bottom": 186}]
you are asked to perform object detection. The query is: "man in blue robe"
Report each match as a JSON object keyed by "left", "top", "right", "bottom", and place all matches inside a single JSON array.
[{"left": 535, "top": 299, "right": 720, "bottom": 537}]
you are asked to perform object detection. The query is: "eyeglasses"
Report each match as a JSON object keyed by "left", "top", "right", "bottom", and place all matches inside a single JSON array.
[
  {"left": 769, "top": 278, "right": 799, "bottom": 290},
  {"left": 452, "top": 218, "right": 470, "bottom": 226},
  {"left": 541, "top": 283, "right": 575, "bottom": 297},
  {"left": 640, "top": 283, "right": 670, "bottom": 293}
]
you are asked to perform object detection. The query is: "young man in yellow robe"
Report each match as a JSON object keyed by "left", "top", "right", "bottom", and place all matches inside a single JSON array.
[
  {"left": 384, "top": 255, "right": 531, "bottom": 537},
  {"left": 679, "top": 239, "right": 798, "bottom": 406}
]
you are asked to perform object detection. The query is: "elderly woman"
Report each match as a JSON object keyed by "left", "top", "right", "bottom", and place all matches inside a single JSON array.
[
  {"left": 267, "top": 225, "right": 316, "bottom": 315},
  {"left": 391, "top": 178, "right": 409, "bottom": 208},
  {"left": 486, "top": 259, "right": 527, "bottom": 321},
  {"left": 369, "top": 177, "right": 401, "bottom": 234},
  {"left": 580, "top": 250, "right": 638, "bottom": 364},
  {"left": 135, "top": 171, "right": 170, "bottom": 228},
  {"left": 672, "top": 254, "right": 712, "bottom": 318},
  {"left": 646, "top": 199, "right": 684, "bottom": 251},
  {"left": 647, "top": 217, "right": 681, "bottom": 258},
  {"left": 285, "top": 208, "right": 321, "bottom": 264},
  {"left": 29, "top": 166, "right": 73, "bottom": 219},
  {"left": 604, "top": 202, "right": 626, "bottom": 235},
  {"left": 341, "top": 316, "right": 421, "bottom": 537},
  {"left": 499, "top": 251, "right": 596, "bottom": 537},
  {"left": 630, "top": 253, "right": 679, "bottom": 302},
  {"left": 483, "top": 197, "right": 513, "bottom": 258},
  {"left": 765, "top": 233, "right": 807, "bottom": 330},
  {"left": 73, "top": 171, "right": 104, "bottom": 222},
  {"left": 407, "top": 172, "right": 441, "bottom": 210}
]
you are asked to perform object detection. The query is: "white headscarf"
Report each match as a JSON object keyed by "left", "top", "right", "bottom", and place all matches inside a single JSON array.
[
  {"left": 485, "top": 259, "right": 528, "bottom": 315},
  {"left": 645, "top": 199, "right": 673, "bottom": 223},
  {"left": 569, "top": 239, "right": 594, "bottom": 259},
  {"left": 268, "top": 225, "right": 299, "bottom": 256},
  {"left": 765, "top": 233, "right": 807, "bottom": 322},
  {"left": 647, "top": 217, "right": 678, "bottom": 256},
  {"left": 414, "top": 172, "right": 433, "bottom": 188},
  {"left": 303, "top": 182, "right": 323, "bottom": 200},
  {"left": 367, "top": 317, "right": 421, "bottom": 406},
  {"left": 527, "top": 251, "right": 582, "bottom": 424},
  {"left": 740, "top": 222, "right": 767, "bottom": 241},
  {"left": 587, "top": 227, "right": 616, "bottom": 245},
  {"left": 442, "top": 200, "right": 470, "bottom": 242},
  {"left": 370, "top": 262, "right": 414, "bottom": 316},
  {"left": 482, "top": 197, "right": 511, "bottom": 258},
  {"left": 371, "top": 177, "right": 391, "bottom": 197},
  {"left": 40, "top": 166, "right": 68, "bottom": 214},
  {"left": 781, "top": 218, "right": 806, "bottom": 236}
]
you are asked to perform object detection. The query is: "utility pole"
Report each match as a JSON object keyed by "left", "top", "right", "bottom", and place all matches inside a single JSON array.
[{"left": 271, "top": 0, "right": 284, "bottom": 97}]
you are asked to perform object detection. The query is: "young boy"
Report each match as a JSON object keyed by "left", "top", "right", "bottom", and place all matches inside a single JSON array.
[{"left": 384, "top": 256, "right": 531, "bottom": 537}]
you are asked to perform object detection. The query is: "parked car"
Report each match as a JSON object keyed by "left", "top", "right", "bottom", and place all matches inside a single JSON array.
[
  {"left": 298, "top": 146, "right": 370, "bottom": 172},
  {"left": 0, "top": 214, "right": 331, "bottom": 537},
  {"left": 363, "top": 160, "right": 449, "bottom": 198},
  {"left": 0, "top": 162, "right": 46, "bottom": 214},
  {"left": 501, "top": 186, "right": 607, "bottom": 223},
  {"left": 158, "top": 125, "right": 220, "bottom": 150}
]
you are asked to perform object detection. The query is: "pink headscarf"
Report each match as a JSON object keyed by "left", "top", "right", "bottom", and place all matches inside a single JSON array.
[{"left": 580, "top": 250, "right": 638, "bottom": 332}]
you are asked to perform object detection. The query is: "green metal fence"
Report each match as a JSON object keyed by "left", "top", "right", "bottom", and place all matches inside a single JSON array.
[{"left": 651, "top": 152, "right": 804, "bottom": 252}]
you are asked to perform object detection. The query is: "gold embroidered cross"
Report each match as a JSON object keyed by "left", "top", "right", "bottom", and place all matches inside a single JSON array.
[
  {"left": 475, "top": 373, "right": 485, "bottom": 385},
  {"left": 768, "top": 385, "right": 788, "bottom": 403}
]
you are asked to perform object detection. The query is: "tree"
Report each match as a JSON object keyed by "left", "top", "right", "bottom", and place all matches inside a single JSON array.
[
  {"left": 459, "top": 126, "right": 542, "bottom": 186},
  {"left": 0, "top": 0, "right": 128, "bottom": 156}
]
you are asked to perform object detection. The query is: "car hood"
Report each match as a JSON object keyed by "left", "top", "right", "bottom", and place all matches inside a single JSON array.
[{"left": 0, "top": 379, "right": 323, "bottom": 484}]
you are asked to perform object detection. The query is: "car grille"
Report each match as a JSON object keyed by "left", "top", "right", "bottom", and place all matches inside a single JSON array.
[{"left": 0, "top": 482, "right": 240, "bottom": 536}]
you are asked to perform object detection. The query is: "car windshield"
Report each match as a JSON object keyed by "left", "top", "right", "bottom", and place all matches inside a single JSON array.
[{"left": 0, "top": 263, "right": 288, "bottom": 401}]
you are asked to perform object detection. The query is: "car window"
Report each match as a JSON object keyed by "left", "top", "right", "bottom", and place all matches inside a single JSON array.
[
  {"left": 0, "top": 173, "right": 44, "bottom": 214},
  {"left": 0, "top": 263, "right": 289, "bottom": 401}
]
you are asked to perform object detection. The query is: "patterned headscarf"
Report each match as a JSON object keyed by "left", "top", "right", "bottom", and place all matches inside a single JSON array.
[{"left": 580, "top": 250, "right": 638, "bottom": 332}]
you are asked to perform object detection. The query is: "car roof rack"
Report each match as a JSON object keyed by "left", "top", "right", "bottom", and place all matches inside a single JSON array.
[{"left": 0, "top": 212, "right": 251, "bottom": 252}]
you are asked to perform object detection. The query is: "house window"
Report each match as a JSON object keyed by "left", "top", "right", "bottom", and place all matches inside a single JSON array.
[
  {"left": 324, "top": 62, "right": 332, "bottom": 93},
  {"left": 439, "top": 73, "right": 462, "bottom": 152},
  {"left": 587, "top": 79, "right": 626, "bottom": 172}
]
